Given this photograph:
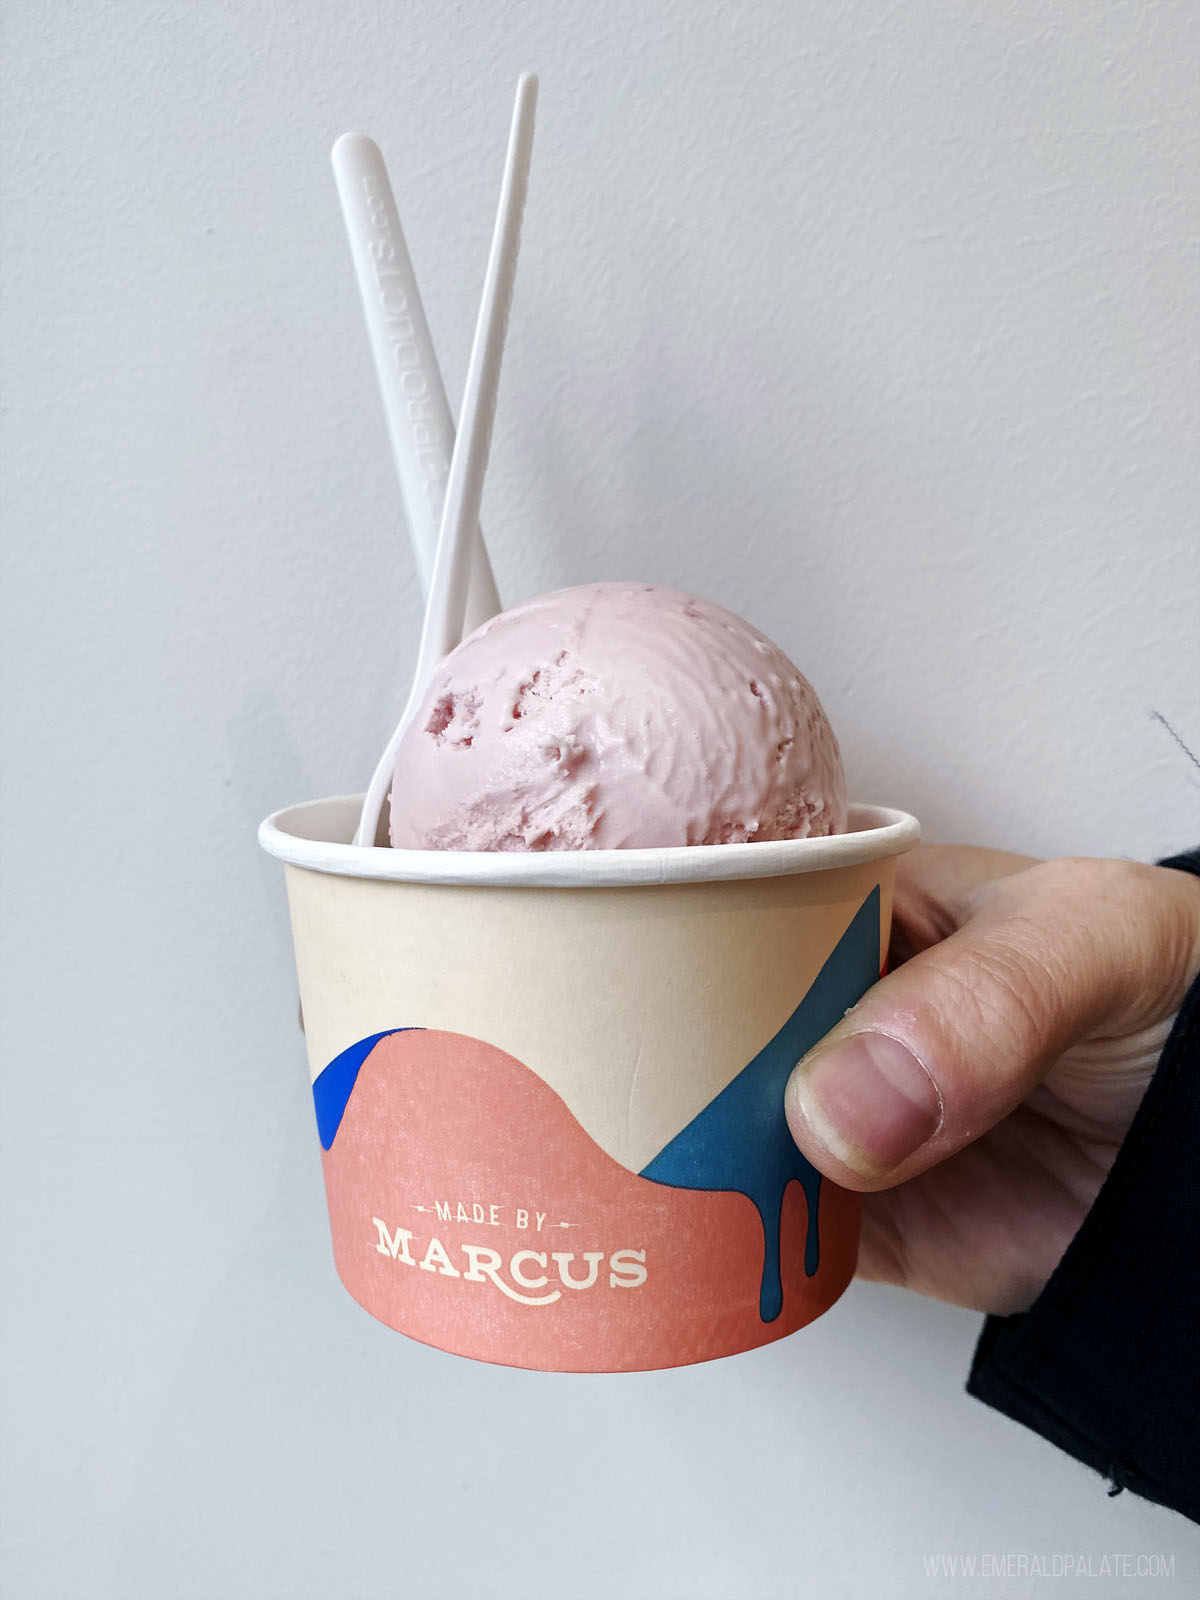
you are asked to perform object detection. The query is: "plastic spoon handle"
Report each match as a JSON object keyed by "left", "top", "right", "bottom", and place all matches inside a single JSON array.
[
  {"left": 354, "top": 73, "right": 538, "bottom": 848},
  {"left": 330, "top": 132, "right": 501, "bottom": 631}
]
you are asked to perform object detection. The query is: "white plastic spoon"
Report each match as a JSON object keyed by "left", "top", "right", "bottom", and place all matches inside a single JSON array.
[
  {"left": 331, "top": 132, "right": 501, "bottom": 635},
  {"left": 354, "top": 71, "right": 538, "bottom": 848}
]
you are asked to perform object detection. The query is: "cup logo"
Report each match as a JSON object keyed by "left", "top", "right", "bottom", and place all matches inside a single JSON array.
[
  {"left": 368, "top": 1214, "right": 648, "bottom": 1306},
  {"left": 311, "top": 888, "right": 879, "bottom": 1370}
]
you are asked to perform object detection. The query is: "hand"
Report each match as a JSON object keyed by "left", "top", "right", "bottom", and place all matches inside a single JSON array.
[{"left": 784, "top": 845, "right": 1200, "bottom": 1316}]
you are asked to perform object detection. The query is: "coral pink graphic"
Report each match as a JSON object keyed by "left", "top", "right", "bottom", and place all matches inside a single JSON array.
[{"left": 320, "top": 1029, "right": 859, "bottom": 1371}]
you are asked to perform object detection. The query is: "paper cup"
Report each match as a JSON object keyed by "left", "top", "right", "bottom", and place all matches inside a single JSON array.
[{"left": 259, "top": 797, "right": 918, "bottom": 1372}]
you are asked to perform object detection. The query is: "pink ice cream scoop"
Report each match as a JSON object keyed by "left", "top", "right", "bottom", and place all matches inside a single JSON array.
[{"left": 387, "top": 582, "right": 847, "bottom": 851}]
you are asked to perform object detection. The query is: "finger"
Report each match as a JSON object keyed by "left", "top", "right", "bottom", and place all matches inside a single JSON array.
[
  {"left": 786, "top": 857, "right": 1200, "bottom": 1192},
  {"left": 889, "top": 843, "right": 1039, "bottom": 965},
  {"left": 897, "top": 842, "right": 1040, "bottom": 908}
]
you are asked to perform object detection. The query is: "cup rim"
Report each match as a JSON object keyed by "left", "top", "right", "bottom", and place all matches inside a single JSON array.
[{"left": 258, "top": 794, "right": 920, "bottom": 888}]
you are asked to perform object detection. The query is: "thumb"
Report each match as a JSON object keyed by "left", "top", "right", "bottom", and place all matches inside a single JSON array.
[{"left": 784, "top": 858, "right": 1200, "bottom": 1191}]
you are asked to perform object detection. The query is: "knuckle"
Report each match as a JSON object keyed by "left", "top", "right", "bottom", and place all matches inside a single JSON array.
[
  {"left": 961, "top": 931, "right": 1063, "bottom": 1051},
  {"left": 999, "top": 855, "right": 1200, "bottom": 1025},
  {"left": 1020, "top": 855, "right": 1138, "bottom": 909}
]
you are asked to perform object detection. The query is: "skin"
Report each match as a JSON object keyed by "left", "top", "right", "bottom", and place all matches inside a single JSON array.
[{"left": 785, "top": 845, "right": 1200, "bottom": 1316}]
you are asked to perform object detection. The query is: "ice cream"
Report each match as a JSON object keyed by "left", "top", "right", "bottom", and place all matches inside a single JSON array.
[{"left": 387, "top": 582, "right": 846, "bottom": 851}]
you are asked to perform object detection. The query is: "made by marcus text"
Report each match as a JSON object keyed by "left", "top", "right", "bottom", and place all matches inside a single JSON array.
[{"left": 371, "top": 1216, "right": 648, "bottom": 1307}]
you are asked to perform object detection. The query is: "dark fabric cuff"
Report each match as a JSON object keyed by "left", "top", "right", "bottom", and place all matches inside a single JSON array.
[{"left": 966, "top": 849, "right": 1200, "bottom": 1523}]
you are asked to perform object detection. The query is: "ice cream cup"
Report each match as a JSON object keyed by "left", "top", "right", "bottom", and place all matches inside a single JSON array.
[{"left": 259, "top": 797, "right": 919, "bottom": 1372}]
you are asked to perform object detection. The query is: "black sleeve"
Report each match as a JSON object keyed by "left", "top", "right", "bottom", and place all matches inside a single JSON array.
[{"left": 966, "top": 849, "right": 1200, "bottom": 1522}]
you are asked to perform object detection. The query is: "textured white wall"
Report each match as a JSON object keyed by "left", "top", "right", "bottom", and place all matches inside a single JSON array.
[{"left": 3, "top": 2, "right": 1198, "bottom": 1596}]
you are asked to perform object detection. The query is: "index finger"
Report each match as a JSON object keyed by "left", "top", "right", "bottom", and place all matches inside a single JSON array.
[{"left": 891, "top": 843, "right": 1040, "bottom": 965}]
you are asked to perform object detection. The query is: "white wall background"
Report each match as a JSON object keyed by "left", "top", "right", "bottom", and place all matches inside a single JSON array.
[{"left": 3, "top": 2, "right": 1198, "bottom": 1596}]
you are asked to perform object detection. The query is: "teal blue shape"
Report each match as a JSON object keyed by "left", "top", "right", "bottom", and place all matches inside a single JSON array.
[{"left": 639, "top": 888, "right": 881, "bottom": 1322}]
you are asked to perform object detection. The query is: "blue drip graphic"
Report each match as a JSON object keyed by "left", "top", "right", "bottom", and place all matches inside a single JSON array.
[
  {"left": 312, "top": 1028, "right": 416, "bottom": 1150},
  {"left": 639, "top": 889, "right": 881, "bottom": 1323}
]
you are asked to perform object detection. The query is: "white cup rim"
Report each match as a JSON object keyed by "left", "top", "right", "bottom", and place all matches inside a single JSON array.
[{"left": 259, "top": 795, "right": 919, "bottom": 888}]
